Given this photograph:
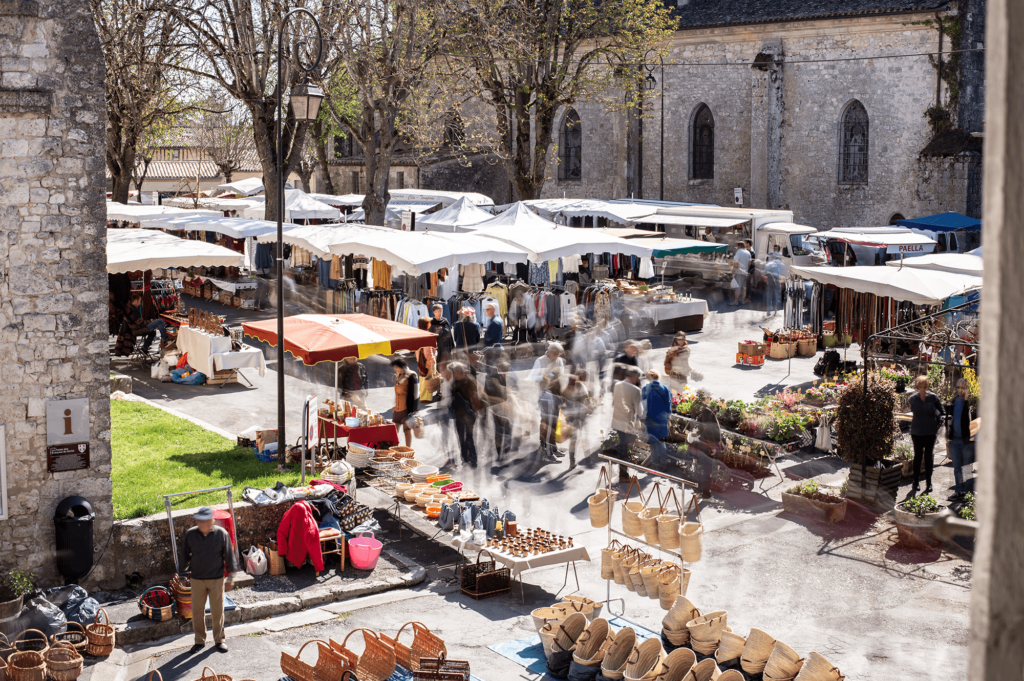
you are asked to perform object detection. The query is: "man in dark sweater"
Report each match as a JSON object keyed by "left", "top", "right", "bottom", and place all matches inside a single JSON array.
[{"left": 182, "top": 507, "right": 237, "bottom": 653}]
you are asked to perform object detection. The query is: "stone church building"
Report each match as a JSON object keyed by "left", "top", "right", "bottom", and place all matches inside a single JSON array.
[
  {"left": 546, "top": 0, "right": 985, "bottom": 228},
  {"left": 365, "top": 0, "right": 984, "bottom": 228}
]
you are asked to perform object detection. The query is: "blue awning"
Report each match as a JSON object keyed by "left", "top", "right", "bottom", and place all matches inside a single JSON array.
[{"left": 897, "top": 211, "right": 981, "bottom": 232}]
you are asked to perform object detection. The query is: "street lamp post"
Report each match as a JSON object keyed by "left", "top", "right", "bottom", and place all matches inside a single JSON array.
[
  {"left": 275, "top": 9, "right": 323, "bottom": 466},
  {"left": 640, "top": 50, "right": 664, "bottom": 203}
]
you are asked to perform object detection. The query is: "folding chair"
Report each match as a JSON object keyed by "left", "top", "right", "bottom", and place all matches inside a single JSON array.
[{"left": 120, "top": 318, "right": 156, "bottom": 371}]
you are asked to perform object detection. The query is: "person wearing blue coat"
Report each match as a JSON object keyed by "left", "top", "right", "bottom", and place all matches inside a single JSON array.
[
  {"left": 642, "top": 370, "right": 673, "bottom": 464},
  {"left": 482, "top": 302, "right": 504, "bottom": 347}
]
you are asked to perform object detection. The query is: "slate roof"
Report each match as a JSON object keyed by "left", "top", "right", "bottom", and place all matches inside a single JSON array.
[{"left": 672, "top": 0, "right": 948, "bottom": 29}]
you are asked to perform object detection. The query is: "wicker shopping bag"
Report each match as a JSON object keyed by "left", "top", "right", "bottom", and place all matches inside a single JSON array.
[
  {"left": 281, "top": 640, "right": 350, "bottom": 681},
  {"left": 328, "top": 629, "right": 397, "bottom": 681},
  {"left": 638, "top": 483, "right": 666, "bottom": 546},
  {"left": 656, "top": 488, "right": 682, "bottom": 549},
  {"left": 588, "top": 466, "right": 619, "bottom": 528},
  {"left": 620, "top": 477, "right": 644, "bottom": 537},
  {"left": 380, "top": 622, "right": 446, "bottom": 671}
]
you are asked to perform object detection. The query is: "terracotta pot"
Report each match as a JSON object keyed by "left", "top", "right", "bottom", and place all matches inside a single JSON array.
[{"left": 894, "top": 503, "right": 949, "bottom": 548}]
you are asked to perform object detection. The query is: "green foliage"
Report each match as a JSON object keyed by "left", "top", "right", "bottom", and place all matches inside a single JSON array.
[
  {"left": 892, "top": 440, "right": 914, "bottom": 462},
  {"left": 835, "top": 376, "right": 899, "bottom": 465},
  {"left": 959, "top": 493, "right": 975, "bottom": 520},
  {"left": 767, "top": 412, "right": 806, "bottom": 443},
  {"left": 901, "top": 494, "right": 940, "bottom": 517},
  {"left": 112, "top": 400, "right": 301, "bottom": 519},
  {"left": 0, "top": 571, "right": 35, "bottom": 601}
]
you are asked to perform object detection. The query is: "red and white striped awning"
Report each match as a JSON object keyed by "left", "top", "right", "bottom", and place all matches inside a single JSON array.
[{"left": 242, "top": 313, "right": 437, "bottom": 365}]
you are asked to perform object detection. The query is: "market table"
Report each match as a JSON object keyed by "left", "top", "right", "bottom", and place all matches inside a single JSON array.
[
  {"left": 453, "top": 537, "right": 591, "bottom": 602},
  {"left": 625, "top": 297, "right": 709, "bottom": 333},
  {"left": 317, "top": 415, "right": 400, "bottom": 448},
  {"left": 177, "top": 324, "right": 265, "bottom": 385}
]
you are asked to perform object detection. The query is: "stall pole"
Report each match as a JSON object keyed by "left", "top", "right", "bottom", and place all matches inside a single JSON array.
[{"left": 163, "top": 485, "right": 237, "bottom": 574}]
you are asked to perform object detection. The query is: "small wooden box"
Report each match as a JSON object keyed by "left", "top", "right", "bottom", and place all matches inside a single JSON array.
[{"left": 738, "top": 341, "right": 766, "bottom": 355}]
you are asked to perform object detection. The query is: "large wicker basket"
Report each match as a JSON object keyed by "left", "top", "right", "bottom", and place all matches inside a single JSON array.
[
  {"left": 86, "top": 609, "right": 115, "bottom": 657},
  {"left": 280, "top": 640, "right": 349, "bottom": 681},
  {"left": 50, "top": 623, "right": 88, "bottom": 655},
  {"left": 7, "top": 651, "right": 44, "bottom": 681},
  {"left": 44, "top": 643, "right": 82, "bottom": 681}
]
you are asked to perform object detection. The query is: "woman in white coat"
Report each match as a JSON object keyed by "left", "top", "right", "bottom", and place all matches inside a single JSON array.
[{"left": 663, "top": 331, "right": 702, "bottom": 392}]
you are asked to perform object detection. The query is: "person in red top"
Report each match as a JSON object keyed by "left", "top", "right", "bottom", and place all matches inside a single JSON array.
[{"left": 276, "top": 501, "right": 324, "bottom": 571}]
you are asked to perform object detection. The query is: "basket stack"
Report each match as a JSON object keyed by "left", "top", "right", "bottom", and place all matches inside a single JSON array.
[
  {"left": 171, "top": 573, "right": 193, "bottom": 620},
  {"left": 50, "top": 624, "right": 88, "bottom": 655},
  {"left": 685, "top": 611, "right": 728, "bottom": 656},
  {"left": 86, "top": 609, "right": 115, "bottom": 657},
  {"left": 662, "top": 597, "right": 700, "bottom": 648},
  {"left": 740, "top": 628, "right": 776, "bottom": 675},
  {"left": 347, "top": 443, "right": 374, "bottom": 468}
]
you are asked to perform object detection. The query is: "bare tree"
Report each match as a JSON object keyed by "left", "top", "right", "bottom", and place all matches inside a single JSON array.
[
  {"left": 294, "top": 133, "right": 318, "bottom": 192},
  {"left": 311, "top": 117, "right": 336, "bottom": 195},
  {"left": 168, "top": 0, "right": 340, "bottom": 221},
  {"left": 457, "top": 0, "right": 676, "bottom": 200},
  {"left": 91, "top": 0, "right": 190, "bottom": 203},
  {"left": 317, "top": 0, "right": 456, "bottom": 225},
  {"left": 192, "top": 103, "right": 255, "bottom": 185}
]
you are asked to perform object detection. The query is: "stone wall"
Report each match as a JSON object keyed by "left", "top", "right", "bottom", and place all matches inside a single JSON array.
[
  {"left": 0, "top": 0, "right": 112, "bottom": 587},
  {"left": 420, "top": 152, "right": 509, "bottom": 205},
  {"left": 534, "top": 13, "right": 978, "bottom": 228},
  {"left": 114, "top": 501, "right": 290, "bottom": 584}
]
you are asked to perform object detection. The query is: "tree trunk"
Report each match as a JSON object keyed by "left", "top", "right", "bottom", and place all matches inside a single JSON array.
[
  {"left": 360, "top": 110, "right": 391, "bottom": 225},
  {"left": 297, "top": 165, "right": 314, "bottom": 193},
  {"left": 222, "top": 168, "right": 234, "bottom": 184},
  {"left": 133, "top": 157, "right": 152, "bottom": 196},
  {"left": 110, "top": 172, "right": 133, "bottom": 204},
  {"left": 314, "top": 119, "right": 335, "bottom": 195},
  {"left": 509, "top": 84, "right": 542, "bottom": 201}
]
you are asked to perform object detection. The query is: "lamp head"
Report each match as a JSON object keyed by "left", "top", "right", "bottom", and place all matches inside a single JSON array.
[{"left": 290, "top": 80, "right": 324, "bottom": 121}]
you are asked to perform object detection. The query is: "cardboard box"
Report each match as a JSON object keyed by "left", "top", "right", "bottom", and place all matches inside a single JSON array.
[
  {"left": 232, "top": 296, "right": 241, "bottom": 307},
  {"left": 736, "top": 352, "right": 765, "bottom": 366},
  {"left": 738, "top": 341, "right": 766, "bottom": 355},
  {"left": 256, "top": 429, "right": 278, "bottom": 453}
]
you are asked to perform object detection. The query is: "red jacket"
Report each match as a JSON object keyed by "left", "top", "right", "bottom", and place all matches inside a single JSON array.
[{"left": 277, "top": 501, "right": 323, "bottom": 571}]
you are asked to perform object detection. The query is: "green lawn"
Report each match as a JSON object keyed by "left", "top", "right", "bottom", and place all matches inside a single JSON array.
[{"left": 112, "top": 400, "right": 301, "bottom": 519}]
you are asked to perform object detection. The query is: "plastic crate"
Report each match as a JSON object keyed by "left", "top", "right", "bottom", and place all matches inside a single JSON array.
[
  {"left": 254, "top": 446, "right": 276, "bottom": 463},
  {"left": 736, "top": 352, "right": 765, "bottom": 366}
]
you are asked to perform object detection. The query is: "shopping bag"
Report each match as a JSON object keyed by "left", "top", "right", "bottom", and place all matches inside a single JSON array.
[
  {"left": 244, "top": 545, "right": 268, "bottom": 576},
  {"left": 555, "top": 411, "right": 574, "bottom": 443},
  {"left": 413, "top": 415, "right": 425, "bottom": 439}
]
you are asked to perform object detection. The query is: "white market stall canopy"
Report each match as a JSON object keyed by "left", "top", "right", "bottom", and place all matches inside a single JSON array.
[
  {"left": 791, "top": 265, "right": 982, "bottom": 306},
  {"left": 324, "top": 229, "right": 530, "bottom": 276},
  {"left": 464, "top": 203, "right": 657, "bottom": 261},
  {"left": 106, "top": 202, "right": 221, "bottom": 222},
  {"left": 139, "top": 213, "right": 297, "bottom": 239},
  {"left": 337, "top": 190, "right": 494, "bottom": 209},
  {"left": 164, "top": 196, "right": 265, "bottom": 213},
  {"left": 213, "top": 177, "right": 265, "bottom": 196},
  {"left": 813, "top": 228, "right": 937, "bottom": 255},
  {"left": 633, "top": 215, "right": 749, "bottom": 228},
  {"left": 258, "top": 223, "right": 396, "bottom": 258},
  {"left": 347, "top": 201, "right": 441, "bottom": 223},
  {"left": 599, "top": 230, "right": 728, "bottom": 256},
  {"left": 240, "top": 190, "right": 342, "bottom": 221},
  {"left": 415, "top": 196, "right": 494, "bottom": 231},
  {"left": 494, "top": 199, "right": 656, "bottom": 225},
  {"left": 107, "top": 228, "right": 242, "bottom": 274},
  {"left": 884, "top": 252, "right": 984, "bottom": 276},
  {"left": 307, "top": 193, "right": 354, "bottom": 208}
]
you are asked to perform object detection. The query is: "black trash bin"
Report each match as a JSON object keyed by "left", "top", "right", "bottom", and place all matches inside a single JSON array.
[{"left": 54, "top": 496, "right": 94, "bottom": 584}]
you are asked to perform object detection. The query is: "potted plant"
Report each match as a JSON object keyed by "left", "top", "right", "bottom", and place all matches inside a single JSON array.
[
  {"left": 878, "top": 365, "right": 911, "bottom": 392},
  {"left": 835, "top": 376, "right": 902, "bottom": 507},
  {"left": 958, "top": 493, "right": 976, "bottom": 521},
  {"left": 0, "top": 570, "right": 34, "bottom": 621},
  {"left": 783, "top": 479, "right": 848, "bottom": 523},
  {"left": 891, "top": 441, "right": 915, "bottom": 477},
  {"left": 894, "top": 495, "right": 948, "bottom": 548}
]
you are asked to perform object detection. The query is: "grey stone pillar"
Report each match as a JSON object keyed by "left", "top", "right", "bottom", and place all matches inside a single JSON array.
[
  {"left": 970, "top": 0, "right": 1024, "bottom": 675},
  {"left": 750, "top": 43, "right": 783, "bottom": 209}
]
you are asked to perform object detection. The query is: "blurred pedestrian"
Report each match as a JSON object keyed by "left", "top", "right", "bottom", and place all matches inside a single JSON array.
[
  {"left": 664, "top": 331, "right": 702, "bottom": 392},
  {"left": 337, "top": 356, "right": 368, "bottom": 408},
  {"left": 561, "top": 371, "right": 595, "bottom": 470},
  {"left": 529, "top": 342, "right": 566, "bottom": 461},
  {"left": 611, "top": 367, "right": 643, "bottom": 481},
  {"left": 731, "top": 239, "right": 752, "bottom": 305},
  {"left": 765, "top": 247, "right": 785, "bottom": 315},
  {"left": 453, "top": 307, "right": 481, "bottom": 352},
  {"left": 482, "top": 348, "right": 513, "bottom": 457},
  {"left": 449, "top": 362, "right": 481, "bottom": 468},
  {"left": 946, "top": 378, "right": 976, "bottom": 500},
  {"left": 482, "top": 301, "right": 504, "bottom": 347},
  {"left": 642, "top": 370, "right": 672, "bottom": 466},
  {"left": 390, "top": 357, "right": 420, "bottom": 448},
  {"left": 429, "top": 304, "right": 455, "bottom": 364},
  {"left": 909, "top": 375, "right": 943, "bottom": 495},
  {"left": 611, "top": 340, "right": 640, "bottom": 387}
]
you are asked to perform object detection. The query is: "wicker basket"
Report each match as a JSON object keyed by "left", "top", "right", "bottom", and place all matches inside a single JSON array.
[
  {"left": 531, "top": 606, "right": 570, "bottom": 633},
  {"left": 764, "top": 641, "right": 804, "bottom": 681},
  {"left": 0, "top": 633, "right": 13, "bottom": 662},
  {"left": 329, "top": 629, "right": 397, "bottom": 681},
  {"left": 0, "top": 653, "right": 7, "bottom": 681},
  {"left": 281, "top": 640, "right": 350, "bottom": 681},
  {"left": 638, "top": 484, "right": 666, "bottom": 546},
  {"left": 620, "top": 477, "right": 644, "bottom": 537},
  {"left": 571, "top": 619, "right": 611, "bottom": 666},
  {"left": 552, "top": 612, "right": 588, "bottom": 653},
  {"left": 740, "top": 628, "right": 776, "bottom": 675},
  {"left": 600, "top": 540, "right": 621, "bottom": 580},
  {"left": 44, "top": 643, "right": 82, "bottom": 681},
  {"left": 793, "top": 652, "right": 844, "bottom": 681},
  {"left": 170, "top": 573, "right": 192, "bottom": 620},
  {"left": 679, "top": 522, "right": 703, "bottom": 563},
  {"left": 769, "top": 342, "right": 796, "bottom": 360},
  {"left": 714, "top": 631, "right": 746, "bottom": 665},
  {"left": 627, "top": 559, "right": 651, "bottom": 597},
  {"left": 139, "top": 586, "right": 175, "bottom": 622},
  {"left": 620, "top": 552, "right": 640, "bottom": 593},
  {"left": 50, "top": 624, "right": 87, "bottom": 655},
  {"left": 562, "top": 595, "right": 603, "bottom": 621},
  {"left": 599, "top": 627, "right": 637, "bottom": 681},
  {"left": 686, "top": 611, "right": 728, "bottom": 647},
  {"left": 588, "top": 466, "right": 618, "bottom": 528},
  {"left": 554, "top": 601, "right": 594, "bottom": 621},
  {"left": 380, "top": 622, "right": 446, "bottom": 671},
  {"left": 797, "top": 338, "right": 817, "bottom": 357},
  {"left": 7, "top": 651, "right": 44, "bottom": 681},
  {"left": 660, "top": 648, "right": 696, "bottom": 681},
  {"left": 684, "top": 658, "right": 719, "bottom": 681},
  {"left": 656, "top": 488, "right": 682, "bottom": 549},
  {"left": 623, "top": 638, "right": 664, "bottom": 681},
  {"left": 85, "top": 609, "right": 115, "bottom": 657},
  {"left": 640, "top": 561, "right": 664, "bottom": 599},
  {"left": 190, "top": 667, "right": 233, "bottom": 681},
  {"left": 610, "top": 546, "right": 633, "bottom": 585},
  {"left": 12, "top": 631, "right": 47, "bottom": 657}
]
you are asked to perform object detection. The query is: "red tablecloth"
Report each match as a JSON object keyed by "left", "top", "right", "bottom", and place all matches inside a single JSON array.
[{"left": 318, "top": 418, "right": 399, "bottom": 447}]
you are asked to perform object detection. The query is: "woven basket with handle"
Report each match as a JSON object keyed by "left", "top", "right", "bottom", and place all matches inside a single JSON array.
[
  {"left": 658, "top": 565, "right": 682, "bottom": 611},
  {"left": 623, "top": 638, "right": 664, "bottom": 681},
  {"left": 679, "top": 522, "right": 703, "bottom": 563},
  {"left": 600, "top": 540, "right": 621, "bottom": 580},
  {"left": 138, "top": 586, "right": 175, "bottom": 622},
  {"left": 571, "top": 619, "right": 611, "bottom": 666},
  {"left": 656, "top": 488, "right": 682, "bottom": 549},
  {"left": 281, "top": 640, "right": 349, "bottom": 681},
  {"left": 50, "top": 624, "right": 87, "bottom": 655},
  {"left": 190, "top": 667, "right": 233, "bottom": 681},
  {"left": 588, "top": 466, "right": 618, "bottom": 528},
  {"left": 764, "top": 641, "right": 804, "bottom": 681},
  {"left": 44, "top": 642, "right": 83, "bottom": 681},
  {"left": 329, "top": 628, "right": 397, "bottom": 681},
  {"left": 0, "top": 633, "right": 13, "bottom": 662},
  {"left": 620, "top": 477, "right": 644, "bottom": 537},
  {"left": 552, "top": 612, "right": 588, "bottom": 653},
  {"left": 740, "top": 628, "right": 776, "bottom": 675},
  {"left": 12, "top": 631, "right": 47, "bottom": 658},
  {"left": 599, "top": 627, "right": 637, "bottom": 681},
  {"left": 7, "top": 651, "right": 44, "bottom": 681},
  {"left": 380, "top": 622, "right": 446, "bottom": 671},
  {"left": 638, "top": 483, "right": 666, "bottom": 546},
  {"left": 170, "top": 573, "right": 192, "bottom": 620},
  {"left": 659, "top": 648, "right": 696, "bottom": 681},
  {"left": 793, "top": 652, "right": 844, "bottom": 681},
  {"left": 86, "top": 609, "right": 115, "bottom": 657}
]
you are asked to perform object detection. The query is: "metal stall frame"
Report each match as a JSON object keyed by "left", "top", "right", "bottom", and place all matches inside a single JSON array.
[{"left": 164, "top": 486, "right": 239, "bottom": 574}]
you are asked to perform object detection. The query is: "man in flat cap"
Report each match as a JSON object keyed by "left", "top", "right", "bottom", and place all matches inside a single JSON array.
[{"left": 181, "top": 506, "right": 237, "bottom": 653}]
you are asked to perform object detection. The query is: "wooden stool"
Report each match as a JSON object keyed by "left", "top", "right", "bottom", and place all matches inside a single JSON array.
[{"left": 316, "top": 532, "right": 346, "bottom": 576}]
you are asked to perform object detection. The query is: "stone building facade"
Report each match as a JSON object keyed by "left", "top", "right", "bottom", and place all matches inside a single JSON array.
[
  {"left": 0, "top": 0, "right": 112, "bottom": 587},
  {"left": 536, "top": 0, "right": 984, "bottom": 228}
]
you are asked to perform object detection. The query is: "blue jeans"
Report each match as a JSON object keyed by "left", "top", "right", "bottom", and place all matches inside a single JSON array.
[
  {"left": 767, "top": 276, "right": 781, "bottom": 313},
  {"left": 947, "top": 437, "right": 974, "bottom": 494},
  {"left": 145, "top": 319, "right": 167, "bottom": 349}
]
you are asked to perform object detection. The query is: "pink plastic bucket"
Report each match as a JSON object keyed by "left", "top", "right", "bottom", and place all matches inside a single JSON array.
[{"left": 348, "top": 531, "right": 383, "bottom": 570}]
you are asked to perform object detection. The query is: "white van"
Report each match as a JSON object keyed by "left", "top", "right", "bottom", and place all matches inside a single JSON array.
[{"left": 813, "top": 227, "right": 937, "bottom": 267}]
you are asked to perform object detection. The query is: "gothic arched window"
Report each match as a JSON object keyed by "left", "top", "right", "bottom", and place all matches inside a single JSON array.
[
  {"left": 443, "top": 111, "right": 465, "bottom": 149},
  {"left": 691, "top": 105, "right": 714, "bottom": 180},
  {"left": 840, "top": 101, "right": 869, "bottom": 183},
  {"left": 559, "top": 109, "right": 582, "bottom": 181}
]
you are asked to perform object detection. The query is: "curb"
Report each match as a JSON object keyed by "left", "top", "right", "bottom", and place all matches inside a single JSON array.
[{"left": 114, "top": 561, "right": 427, "bottom": 646}]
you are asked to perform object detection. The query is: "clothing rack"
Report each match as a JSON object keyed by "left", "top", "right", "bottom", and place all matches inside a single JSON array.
[{"left": 597, "top": 454, "right": 699, "bottom": 619}]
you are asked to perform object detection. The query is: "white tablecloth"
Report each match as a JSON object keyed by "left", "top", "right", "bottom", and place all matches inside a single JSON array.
[
  {"left": 453, "top": 537, "right": 591, "bottom": 577},
  {"left": 177, "top": 325, "right": 232, "bottom": 377},
  {"left": 212, "top": 345, "right": 267, "bottom": 377},
  {"left": 641, "top": 299, "right": 710, "bottom": 324},
  {"left": 205, "top": 277, "right": 259, "bottom": 293}
]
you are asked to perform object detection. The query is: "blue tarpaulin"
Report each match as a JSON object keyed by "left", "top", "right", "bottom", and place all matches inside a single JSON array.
[{"left": 898, "top": 211, "right": 981, "bottom": 232}]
